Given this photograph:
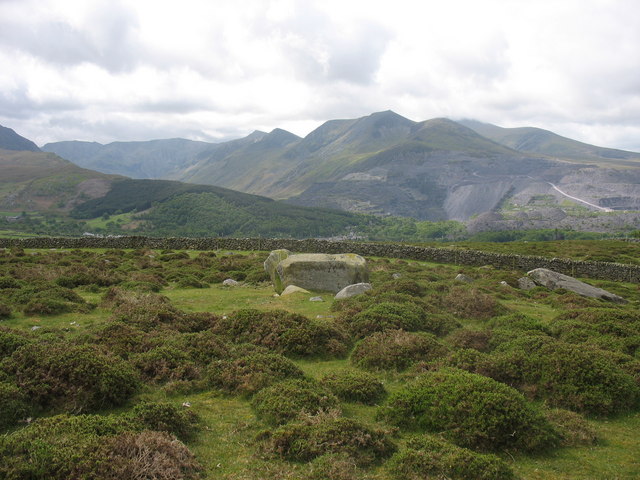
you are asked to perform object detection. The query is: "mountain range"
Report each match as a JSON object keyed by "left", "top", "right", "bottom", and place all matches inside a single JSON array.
[{"left": 42, "top": 111, "right": 640, "bottom": 226}]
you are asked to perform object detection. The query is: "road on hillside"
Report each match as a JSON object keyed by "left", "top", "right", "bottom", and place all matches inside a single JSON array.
[{"left": 547, "top": 182, "right": 613, "bottom": 212}]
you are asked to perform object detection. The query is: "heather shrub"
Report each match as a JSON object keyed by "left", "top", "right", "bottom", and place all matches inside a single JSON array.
[
  {"left": 551, "top": 308, "right": 640, "bottom": 355},
  {"left": 92, "top": 322, "right": 149, "bottom": 358},
  {"left": 0, "top": 327, "right": 32, "bottom": 357},
  {"left": 319, "top": 370, "right": 386, "bottom": 404},
  {"left": 345, "top": 302, "right": 427, "bottom": 338},
  {"left": 0, "top": 381, "right": 30, "bottom": 430},
  {"left": 119, "top": 280, "right": 163, "bottom": 292},
  {"left": 23, "top": 297, "right": 71, "bottom": 315},
  {"left": 206, "top": 352, "right": 305, "bottom": 395},
  {"left": 88, "top": 430, "right": 202, "bottom": 480},
  {"left": 0, "top": 302, "right": 11, "bottom": 319},
  {"left": 376, "top": 279, "right": 427, "bottom": 297},
  {"left": 176, "top": 275, "right": 208, "bottom": 288},
  {"left": 487, "top": 336, "right": 640, "bottom": 415},
  {"left": 131, "top": 346, "right": 200, "bottom": 383},
  {"left": 129, "top": 401, "right": 199, "bottom": 440},
  {"left": 351, "top": 330, "right": 448, "bottom": 371},
  {"left": 265, "top": 416, "right": 396, "bottom": 466},
  {"left": 2, "top": 342, "right": 138, "bottom": 411},
  {"left": 212, "top": 309, "right": 349, "bottom": 357},
  {"left": 436, "top": 285, "right": 506, "bottom": 320},
  {"left": 543, "top": 408, "right": 597, "bottom": 447},
  {"left": 378, "top": 368, "right": 558, "bottom": 452},
  {"left": 0, "top": 276, "right": 21, "bottom": 289},
  {"left": 0, "top": 413, "right": 135, "bottom": 480},
  {"left": 386, "top": 435, "right": 516, "bottom": 480},
  {"left": 252, "top": 379, "right": 340, "bottom": 425},
  {"left": 446, "top": 328, "right": 492, "bottom": 352}
]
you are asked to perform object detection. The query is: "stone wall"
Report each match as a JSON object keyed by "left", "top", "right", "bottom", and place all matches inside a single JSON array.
[{"left": 1, "top": 236, "right": 639, "bottom": 283}]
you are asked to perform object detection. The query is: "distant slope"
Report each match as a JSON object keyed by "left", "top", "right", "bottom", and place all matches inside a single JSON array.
[
  {"left": 43, "top": 138, "right": 215, "bottom": 178},
  {"left": 459, "top": 119, "right": 640, "bottom": 166},
  {"left": 0, "top": 125, "right": 40, "bottom": 152},
  {"left": 70, "top": 178, "right": 367, "bottom": 238},
  {"left": 0, "top": 149, "right": 117, "bottom": 212}
]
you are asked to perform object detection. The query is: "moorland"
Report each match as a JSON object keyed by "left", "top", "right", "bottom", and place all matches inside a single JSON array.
[{"left": 0, "top": 245, "right": 639, "bottom": 479}]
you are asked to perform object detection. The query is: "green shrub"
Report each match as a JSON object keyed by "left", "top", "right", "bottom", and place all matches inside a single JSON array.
[
  {"left": 207, "top": 352, "right": 305, "bottom": 395},
  {"left": 131, "top": 346, "right": 200, "bottom": 383},
  {"left": 252, "top": 379, "right": 340, "bottom": 425},
  {"left": 543, "top": 408, "right": 597, "bottom": 447},
  {"left": 346, "top": 302, "right": 427, "bottom": 338},
  {"left": 266, "top": 416, "right": 396, "bottom": 466},
  {"left": 378, "top": 368, "right": 558, "bottom": 452},
  {"left": 551, "top": 308, "right": 640, "bottom": 355},
  {"left": 487, "top": 336, "right": 640, "bottom": 415},
  {"left": 319, "top": 370, "right": 386, "bottom": 404},
  {"left": 129, "top": 401, "right": 199, "bottom": 440},
  {"left": 104, "top": 288, "right": 187, "bottom": 331},
  {"left": 0, "top": 277, "right": 21, "bottom": 289},
  {"left": 446, "top": 328, "right": 492, "bottom": 352},
  {"left": 212, "top": 309, "right": 349, "bottom": 357},
  {"left": 23, "top": 297, "right": 72, "bottom": 315},
  {"left": 0, "top": 328, "right": 32, "bottom": 357},
  {"left": 306, "top": 452, "right": 360, "bottom": 480},
  {"left": 351, "top": 330, "right": 448, "bottom": 371},
  {"left": 0, "top": 381, "right": 30, "bottom": 430},
  {"left": 386, "top": 435, "right": 516, "bottom": 480},
  {"left": 2, "top": 342, "right": 139, "bottom": 411},
  {"left": 436, "top": 285, "right": 506, "bottom": 320},
  {"left": 92, "top": 322, "right": 149, "bottom": 358},
  {"left": 376, "top": 279, "right": 427, "bottom": 297},
  {"left": 119, "top": 280, "right": 163, "bottom": 292},
  {"left": 0, "top": 413, "right": 135, "bottom": 479},
  {"left": 176, "top": 275, "right": 208, "bottom": 288},
  {"left": 0, "top": 302, "right": 11, "bottom": 319}
]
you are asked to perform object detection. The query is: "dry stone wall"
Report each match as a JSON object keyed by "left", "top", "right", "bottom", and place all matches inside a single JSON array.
[{"left": 1, "top": 236, "right": 639, "bottom": 283}]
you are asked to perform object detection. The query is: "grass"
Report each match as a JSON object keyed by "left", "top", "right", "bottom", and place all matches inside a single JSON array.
[{"left": 1, "top": 248, "right": 639, "bottom": 479}]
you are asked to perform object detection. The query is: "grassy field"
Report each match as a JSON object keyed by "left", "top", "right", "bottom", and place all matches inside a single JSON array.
[{"left": 1, "top": 248, "right": 639, "bottom": 479}]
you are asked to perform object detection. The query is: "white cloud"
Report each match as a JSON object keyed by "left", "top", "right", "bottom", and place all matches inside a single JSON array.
[{"left": 0, "top": 0, "right": 638, "bottom": 151}]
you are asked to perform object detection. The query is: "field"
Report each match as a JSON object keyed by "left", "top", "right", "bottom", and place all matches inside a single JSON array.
[{"left": 0, "top": 247, "right": 639, "bottom": 479}]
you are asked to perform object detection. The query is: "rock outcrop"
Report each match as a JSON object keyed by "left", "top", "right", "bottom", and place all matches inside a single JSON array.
[
  {"left": 527, "top": 268, "right": 626, "bottom": 303},
  {"left": 265, "top": 251, "right": 368, "bottom": 293}
]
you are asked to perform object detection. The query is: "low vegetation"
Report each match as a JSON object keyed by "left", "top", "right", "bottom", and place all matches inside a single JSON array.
[{"left": 0, "top": 245, "right": 638, "bottom": 479}]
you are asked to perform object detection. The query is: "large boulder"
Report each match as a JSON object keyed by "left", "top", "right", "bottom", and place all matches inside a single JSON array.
[
  {"left": 264, "top": 249, "right": 291, "bottom": 293},
  {"left": 269, "top": 253, "right": 368, "bottom": 293},
  {"left": 527, "top": 268, "right": 626, "bottom": 304}
]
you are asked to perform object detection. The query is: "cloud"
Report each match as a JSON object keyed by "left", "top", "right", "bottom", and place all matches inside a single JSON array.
[{"left": 0, "top": 0, "right": 639, "bottom": 151}]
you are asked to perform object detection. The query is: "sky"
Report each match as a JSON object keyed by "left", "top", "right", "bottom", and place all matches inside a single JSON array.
[{"left": 0, "top": 0, "right": 639, "bottom": 151}]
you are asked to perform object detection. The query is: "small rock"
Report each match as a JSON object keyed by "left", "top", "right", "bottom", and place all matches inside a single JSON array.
[
  {"left": 309, "top": 296, "right": 324, "bottom": 302},
  {"left": 392, "top": 273, "right": 402, "bottom": 279},
  {"left": 281, "top": 285, "right": 310, "bottom": 295},
  {"left": 335, "top": 283, "right": 372, "bottom": 299},
  {"left": 31, "top": 326, "right": 41, "bottom": 331},
  {"left": 455, "top": 273, "right": 474, "bottom": 283},
  {"left": 182, "top": 402, "right": 191, "bottom": 408},
  {"left": 517, "top": 277, "right": 537, "bottom": 290},
  {"left": 500, "top": 281, "right": 510, "bottom": 287},
  {"left": 222, "top": 279, "right": 240, "bottom": 287}
]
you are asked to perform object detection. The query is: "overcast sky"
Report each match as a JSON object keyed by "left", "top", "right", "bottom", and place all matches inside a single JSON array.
[{"left": 1, "top": 0, "right": 639, "bottom": 151}]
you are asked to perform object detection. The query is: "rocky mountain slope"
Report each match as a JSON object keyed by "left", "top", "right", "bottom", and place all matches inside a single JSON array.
[
  {"left": 0, "top": 125, "right": 40, "bottom": 152},
  {"left": 39, "top": 112, "right": 640, "bottom": 229}
]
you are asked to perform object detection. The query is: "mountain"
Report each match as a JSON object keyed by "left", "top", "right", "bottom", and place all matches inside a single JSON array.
[
  {"left": 0, "top": 132, "right": 369, "bottom": 239},
  {"left": 43, "top": 138, "right": 215, "bottom": 179},
  {"left": 34, "top": 111, "right": 640, "bottom": 228},
  {"left": 459, "top": 119, "right": 640, "bottom": 166},
  {"left": 0, "top": 125, "right": 40, "bottom": 152}
]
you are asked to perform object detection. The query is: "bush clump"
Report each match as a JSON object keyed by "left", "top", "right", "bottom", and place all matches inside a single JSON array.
[
  {"left": 211, "top": 309, "right": 349, "bottom": 357},
  {"left": 0, "top": 381, "right": 30, "bottom": 430},
  {"left": 319, "top": 370, "right": 386, "bottom": 404},
  {"left": 252, "top": 379, "right": 340, "bottom": 425},
  {"left": 345, "top": 302, "right": 427, "bottom": 338},
  {"left": 265, "top": 415, "right": 396, "bottom": 466},
  {"left": 0, "top": 302, "right": 12, "bottom": 319},
  {"left": 2, "top": 342, "right": 139, "bottom": 411},
  {"left": 386, "top": 434, "right": 516, "bottom": 480},
  {"left": 131, "top": 346, "right": 200, "bottom": 383},
  {"left": 543, "top": 408, "right": 597, "bottom": 447},
  {"left": 89, "top": 431, "right": 202, "bottom": 480},
  {"left": 487, "top": 336, "right": 640, "bottom": 415},
  {"left": 436, "top": 286, "right": 506, "bottom": 320},
  {"left": 306, "top": 452, "right": 360, "bottom": 480},
  {"left": 378, "top": 368, "right": 558, "bottom": 452},
  {"left": 351, "top": 330, "right": 448, "bottom": 371},
  {"left": 129, "top": 401, "right": 199, "bottom": 440},
  {"left": 207, "top": 352, "right": 305, "bottom": 395}
]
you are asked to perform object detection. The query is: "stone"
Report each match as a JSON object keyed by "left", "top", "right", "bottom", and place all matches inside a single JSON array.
[
  {"left": 527, "top": 268, "right": 627, "bottom": 304},
  {"left": 309, "top": 296, "right": 324, "bottom": 302},
  {"left": 499, "top": 281, "right": 510, "bottom": 287},
  {"left": 274, "top": 253, "right": 368, "bottom": 293},
  {"left": 264, "top": 249, "right": 292, "bottom": 293},
  {"left": 455, "top": 273, "right": 474, "bottom": 283},
  {"left": 335, "top": 283, "right": 373, "bottom": 299},
  {"left": 281, "top": 285, "right": 310, "bottom": 296},
  {"left": 392, "top": 273, "right": 402, "bottom": 279},
  {"left": 222, "top": 278, "right": 240, "bottom": 287},
  {"left": 517, "top": 277, "right": 537, "bottom": 290}
]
